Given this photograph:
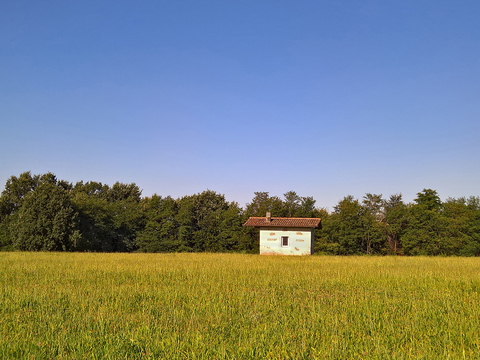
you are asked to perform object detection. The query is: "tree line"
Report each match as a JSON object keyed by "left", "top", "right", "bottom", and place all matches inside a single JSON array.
[{"left": 0, "top": 172, "right": 479, "bottom": 255}]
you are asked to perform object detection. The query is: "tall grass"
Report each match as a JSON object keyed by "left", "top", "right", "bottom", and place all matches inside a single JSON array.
[{"left": 1, "top": 253, "right": 479, "bottom": 359}]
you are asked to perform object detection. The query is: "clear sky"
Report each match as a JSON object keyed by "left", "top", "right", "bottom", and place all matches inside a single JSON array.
[{"left": 1, "top": 0, "right": 479, "bottom": 211}]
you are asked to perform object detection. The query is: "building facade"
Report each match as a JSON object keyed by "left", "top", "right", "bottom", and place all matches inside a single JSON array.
[{"left": 243, "top": 213, "right": 321, "bottom": 255}]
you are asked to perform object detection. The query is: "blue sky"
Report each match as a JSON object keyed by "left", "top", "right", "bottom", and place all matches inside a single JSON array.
[{"left": 1, "top": 0, "right": 479, "bottom": 210}]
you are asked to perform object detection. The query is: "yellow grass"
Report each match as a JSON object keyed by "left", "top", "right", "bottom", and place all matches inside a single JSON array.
[{"left": 1, "top": 252, "right": 480, "bottom": 359}]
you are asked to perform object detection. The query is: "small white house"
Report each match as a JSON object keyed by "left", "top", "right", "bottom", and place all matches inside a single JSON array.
[{"left": 243, "top": 212, "right": 321, "bottom": 255}]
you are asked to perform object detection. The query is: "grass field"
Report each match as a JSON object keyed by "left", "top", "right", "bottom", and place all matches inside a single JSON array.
[{"left": 1, "top": 253, "right": 480, "bottom": 359}]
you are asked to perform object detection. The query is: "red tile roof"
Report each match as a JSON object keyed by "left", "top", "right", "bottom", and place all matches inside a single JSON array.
[{"left": 243, "top": 217, "right": 321, "bottom": 228}]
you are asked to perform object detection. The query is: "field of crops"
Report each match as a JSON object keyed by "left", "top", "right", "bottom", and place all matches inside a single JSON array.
[{"left": 1, "top": 253, "right": 480, "bottom": 359}]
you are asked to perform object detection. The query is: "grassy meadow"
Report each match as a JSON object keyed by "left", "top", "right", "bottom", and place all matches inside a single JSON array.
[{"left": 1, "top": 253, "right": 480, "bottom": 359}]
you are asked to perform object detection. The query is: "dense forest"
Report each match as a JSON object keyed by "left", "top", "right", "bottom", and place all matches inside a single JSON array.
[{"left": 1, "top": 172, "right": 479, "bottom": 256}]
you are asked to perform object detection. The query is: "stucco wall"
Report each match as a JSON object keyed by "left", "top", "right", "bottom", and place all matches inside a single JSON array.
[{"left": 259, "top": 227, "right": 313, "bottom": 255}]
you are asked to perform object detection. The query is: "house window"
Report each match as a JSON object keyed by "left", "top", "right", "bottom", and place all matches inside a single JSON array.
[{"left": 281, "top": 236, "right": 289, "bottom": 247}]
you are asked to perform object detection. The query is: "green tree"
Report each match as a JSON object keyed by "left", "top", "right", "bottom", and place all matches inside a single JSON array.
[
  {"left": 414, "top": 188, "right": 441, "bottom": 211},
  {"left": 136, "top": 195, "right": 180, "bottom": 252},
  {"left": 295, "top": 196, "right": 321, "bottom": 218},
  {"left": 383, "top": 194, "right": 408, "bottom": 254},
  {"left": 443, "top": 197, "right": 480, "bottom": 256},
  {"left": 71, "top": 181, "right": 143, "bottom": 252},
  {"left": 1, "top": 172, "right": 43, "bottom": 249},
  {"left": 173, "top": 190, "right": 244, "bottom": 253},
  {"left": 0, "top": 171, "right": 40, "bottom": 219},
  {"left": 72, "top": 181, "right": 117, "bottom": 251},
  {"left": 190, "top": 190, "right": 233, "bottom": 252},
  {"left": 402, "top": 190, "right": 464, "bottom": 255},
  {"left": 217, "top": 202, "right": 246, "bottom": 252},
  {"left": 0, "top": 172, "right": 79, "bottom": 251},
  {"left": 12, "top": 181, "right": 80, "bottom": 251},
  {"left": 320, "top": 196, "right": 365, "bottom": 254},
  {"left": 283, "top": 191, "right": 301, "bottom": 217},
  {"left": 464, "top": 196, "right": 480, "bottom": 256},
  {"left": 361, "top": 194, "right": 387, "bottom": 254},
  {"left": 319, "top": 195, "right": 387, "bottom": 255},
  {"left": 282, "top": 191, "right": 322, "bottom": 218},
  {"left": 244, "top": 192, "right": 284, "bottom": 218},
  {"left": 362, "top": 193, "right": 384, "bottom": 222}
]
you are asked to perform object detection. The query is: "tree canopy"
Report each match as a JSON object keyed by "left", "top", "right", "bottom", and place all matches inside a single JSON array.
[{"left": 1, "top": 172, "right": 479, "bottom": 256}]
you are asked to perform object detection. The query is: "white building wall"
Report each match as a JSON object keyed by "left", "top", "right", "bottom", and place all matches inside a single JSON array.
[{"left": 259, "top": 227, "right": 313, "bottom": 255}]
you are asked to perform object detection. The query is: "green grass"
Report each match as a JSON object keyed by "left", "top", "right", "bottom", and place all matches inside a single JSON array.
[{"left": 1, "top": 253, "right": 480, "bottom": 359}]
